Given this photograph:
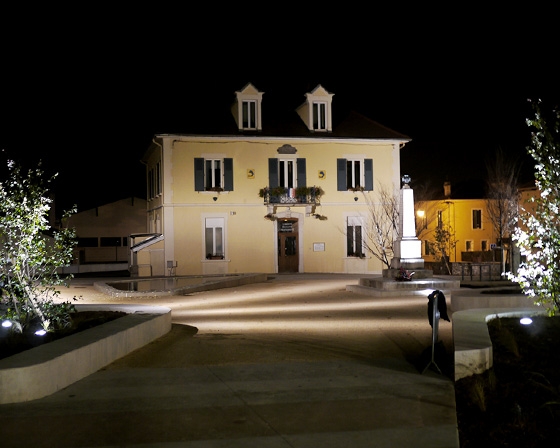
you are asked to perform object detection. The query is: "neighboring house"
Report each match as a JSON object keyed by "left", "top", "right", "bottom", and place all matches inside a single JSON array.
[
  {"left": 137, "top": 82, "right": 411, "bottom": 277},
  {"left": 415, "top": 198, "right": 498, "bottom": 263},
  {"left": 416, "top": 183, "right": 540, "bottom": 277},
  {"left": 62, "top": 197, "right": 147, "bottom": 274}
]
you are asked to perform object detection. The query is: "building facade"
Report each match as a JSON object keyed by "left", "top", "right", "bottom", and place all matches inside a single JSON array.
[
  {"left": 62, "top": 197, "right": 147, "bottom": 274},
  {"left": 136, "top": 83, "right": 411, "bottom": 277},
  {"left": 415, "top": 198, "right": 498, "bottom": 263}
]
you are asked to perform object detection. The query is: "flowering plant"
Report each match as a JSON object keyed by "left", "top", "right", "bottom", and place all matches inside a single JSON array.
[{"left": 395, "top": 266, "right": 415, "bottom": 281}]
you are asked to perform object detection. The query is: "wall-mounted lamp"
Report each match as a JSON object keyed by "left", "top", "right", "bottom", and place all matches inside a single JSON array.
[
  {"left": 354, "top": 196, "right": 358, "bottom": 201},
  {"left": 417, "top": 210, "right": 427, "bottom": 229},
  {"left": 213, "top": 197, "right": 218, "bottom": 201}
]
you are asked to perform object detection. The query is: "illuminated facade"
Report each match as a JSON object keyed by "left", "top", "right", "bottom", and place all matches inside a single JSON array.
[{"left": 137, "top": 83, "right": 410, "bottom": 277}]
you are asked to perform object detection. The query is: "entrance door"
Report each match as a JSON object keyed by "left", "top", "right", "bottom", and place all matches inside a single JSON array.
[{"left": 278, "top": 218, "right": 298, "bottom": 273}]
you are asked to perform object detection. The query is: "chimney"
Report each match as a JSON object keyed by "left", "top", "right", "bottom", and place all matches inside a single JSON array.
[{"left": 444, "top": 181, "right": 451, "bottom": 198}]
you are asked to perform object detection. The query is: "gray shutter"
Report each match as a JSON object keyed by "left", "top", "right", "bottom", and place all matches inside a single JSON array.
[
  {"left": 337, "top": 158, "right": 346, "bottom": 191},
  {"left": 194, "top": 158, "right": 204, "bottom": 191},
  {"left": 297, "top": 158, "right": 306, "bottom": 187},
  {"left": 224, "top": 158, "right": 233, "bottom": 191},
  {"left": 364, "top": 159, "right": 373, "bottom": 191},
  {"left": 268, "top": 158, "right": 278, "bottom": 188}
]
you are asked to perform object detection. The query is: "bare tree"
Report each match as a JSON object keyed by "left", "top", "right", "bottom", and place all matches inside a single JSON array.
[
  {"left": 485, "top": 147, "right": 520, "bottom": 275},
  {"left": 361, "top": 182, "right": 400, "bottom": 269}
]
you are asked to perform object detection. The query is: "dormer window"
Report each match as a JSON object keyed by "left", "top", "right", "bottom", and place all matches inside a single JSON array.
[
  {"left": 242, "top": 100, "right": 257, "bottom": 129},
  {"left": 296, "top": 84, "right": 334, "bottom": 132},
  {"left": 313, "top": 102, "right": 327, "bottom": 130},
  {"left": 232, "top": 83, "right": 263, "bottom": 131}
]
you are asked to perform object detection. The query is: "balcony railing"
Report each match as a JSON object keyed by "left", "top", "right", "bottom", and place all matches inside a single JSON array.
[{"left": 259, "top": 186, "right": 324, "bottom": 205}]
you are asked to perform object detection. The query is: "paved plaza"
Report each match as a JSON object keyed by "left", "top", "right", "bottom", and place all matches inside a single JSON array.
[{"left": 0, "top": 273, "right": 459, "bottom": 447}]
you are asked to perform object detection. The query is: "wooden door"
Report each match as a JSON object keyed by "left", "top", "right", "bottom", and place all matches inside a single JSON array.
[{"left": 278, "top": 219, "right": 298, "bottom": 273}]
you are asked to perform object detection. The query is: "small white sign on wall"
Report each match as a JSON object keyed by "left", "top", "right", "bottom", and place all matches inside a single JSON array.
[{"left": 313, "top": 242, "right": 325, "bottom": 252}]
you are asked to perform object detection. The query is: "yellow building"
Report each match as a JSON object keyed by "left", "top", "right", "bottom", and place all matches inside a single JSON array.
[
  {"left": 415, "top": 198, "right": 497, "bottom": 264},
  {"left": 136, "top": 83, "right": 411, "bottom": 277}
]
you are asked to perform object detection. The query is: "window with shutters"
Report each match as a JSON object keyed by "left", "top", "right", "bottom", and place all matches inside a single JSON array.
[
  {"left": 337, "top": 158, "right": 373, "bottom": 191},
  {"left": 194, "top": 158, "right": 234, "bottom": 192},
  {"left": 268, "top": 158, "right": 306, "bottom": 190},
  {"left": 205, "top": 159, "right": 222, "bottom": 190},
  {"left": 278, "top": 159, "right": 296, "bottom": 188}
]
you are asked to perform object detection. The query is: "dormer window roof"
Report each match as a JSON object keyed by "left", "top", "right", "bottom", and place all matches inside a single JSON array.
[
  {"left": 296, "top": 84, "right": 334, "bottom": 132},
  {"left": 231, "top": 83, "right": 264, "bottom": 131}
]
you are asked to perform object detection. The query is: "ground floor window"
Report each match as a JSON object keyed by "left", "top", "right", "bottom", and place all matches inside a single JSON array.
[
  {"left": 205, "top": 217, "right": 224, "bottom": 259},
  {"left": 347, "top": 216, "right": 364, "bottom": 257},
  {"left": 424, "top": 240, "right": 435, "bottom": 256}
]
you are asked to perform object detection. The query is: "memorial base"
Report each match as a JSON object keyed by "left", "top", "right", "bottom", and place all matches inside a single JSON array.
[
  {"left": 383, "top": 268, "right": 433, "bottom": 279},
  {"left": 346, "top": 274, "right": 460, "bottom": 297}
]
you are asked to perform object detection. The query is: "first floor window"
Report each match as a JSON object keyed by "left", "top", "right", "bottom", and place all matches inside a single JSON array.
[
  {"left": 205, "top": 217, "right": 224, "bottom": 259},
  {"left": 472, "top": 209, "right": 482, "bottom": 229},
  {"left": 337, "top": 158, "right": 373, "bottom": 191},
  {"left": 465, "top": 240, "right": 473, "bottom": 252},
  {"left": 195, "top": 158, "right": 233, "bottom": 191},
  {"left": 268, "top": 157, "right": 306, "bottom": 191},
  {"left": 205, "top": 159, "right": 221, "bottom": 190},
  {"left": 148, "top": 162, "right": 162, "bottom": 200},
  {"left": 346, "top": 160, "right": 361, "bottom": 189},
  {"left": 347, "top": 216, "right": 364, "bottom": 257},
  {"left": 437, "top": 210, "right": 443, "bottom": 228},
  {"left": 279, "top": 159, "right": 296, "bottom": 188},
  {"left": 481, "top": 240, "right": 489, "bottom": 251}
]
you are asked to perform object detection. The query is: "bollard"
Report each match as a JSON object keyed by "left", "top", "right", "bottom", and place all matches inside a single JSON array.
[{"left": 423, "top": 290, "right": 450, "bottom": 374}]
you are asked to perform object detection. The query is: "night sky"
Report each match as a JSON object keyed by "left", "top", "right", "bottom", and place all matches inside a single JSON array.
[{"left": 1, "top": 9, "right": 558, "bottom": 217}]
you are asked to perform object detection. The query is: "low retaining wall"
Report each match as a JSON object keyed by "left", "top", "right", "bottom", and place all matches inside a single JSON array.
[
  {"left": 0, "top": 304, "right": 171, "bottom": 404},
  {"left": 450, "top": 287, "right": 544, "bottom": 381},
  {"left": 453, "top": 308, "right": 547, "bottom": 381}
]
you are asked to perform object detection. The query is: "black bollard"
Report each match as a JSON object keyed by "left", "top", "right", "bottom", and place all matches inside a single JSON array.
[{"left": 423, "top": 290, "right": 450, "bottom": 374}]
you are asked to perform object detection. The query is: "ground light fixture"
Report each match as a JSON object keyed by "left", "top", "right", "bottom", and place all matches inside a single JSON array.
[
  {"left": 1, "top": 320, "right": 12, "bottom": 328},
  {"left": 35, "top": 328, "right": 47, "bottom": 336},
  {"left": 520, "top": 317, "right": 533, "bottom": 325}
]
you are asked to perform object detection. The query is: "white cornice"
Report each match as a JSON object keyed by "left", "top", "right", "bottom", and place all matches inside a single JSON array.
[{"left": 157, "top": 134, "right": 411, "bottom": 145}]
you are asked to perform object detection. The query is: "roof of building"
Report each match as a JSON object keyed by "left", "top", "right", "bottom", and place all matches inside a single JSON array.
[{"left": 151, "top": 82, "right": 411, "bottom": 142}]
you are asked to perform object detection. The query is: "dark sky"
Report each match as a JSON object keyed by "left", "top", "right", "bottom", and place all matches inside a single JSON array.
[{"left": 1, "top": 8, "right": 558, "bottom": 216}]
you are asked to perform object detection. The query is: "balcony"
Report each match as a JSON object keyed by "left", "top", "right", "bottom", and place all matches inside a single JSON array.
[{"left": 259, "top": 186, "right": 324, "bottom": 206}]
